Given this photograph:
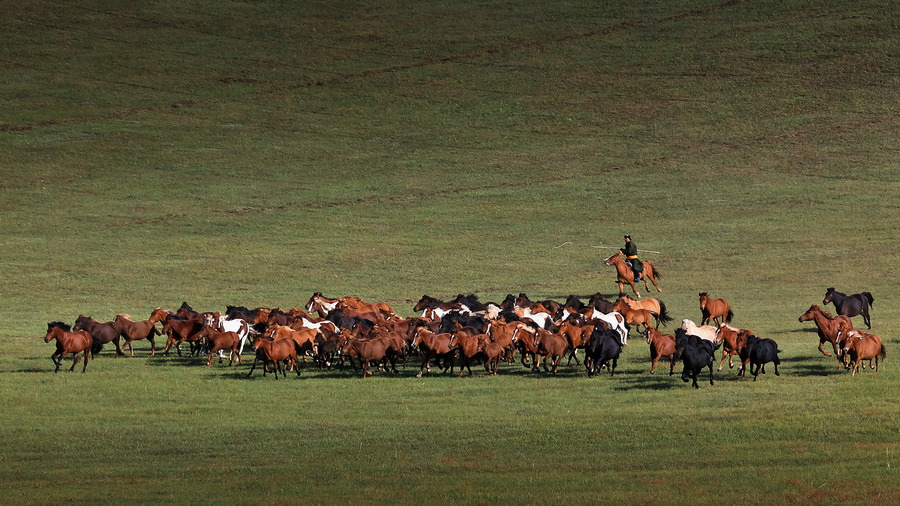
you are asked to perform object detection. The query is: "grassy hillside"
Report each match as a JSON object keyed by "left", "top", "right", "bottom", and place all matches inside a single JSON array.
[{"left": 1, "top": 0, "right": 898, "bottom": 503}]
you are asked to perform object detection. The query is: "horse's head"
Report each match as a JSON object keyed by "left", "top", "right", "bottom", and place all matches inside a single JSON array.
[
  {"left": 73, "top": 314, "right": 90, "bottom": 331},
  {"left": 45, "top": 322, "right": 69, "bottom": 342},
  {"left": 823, "top": 287, "right": 836, "bottom": 305},
  {"left": 603, "top": 252, "right": 620, "bottom": 266},
  {"left": 698, "top": 292, "right": 709, "bottom": 308}
]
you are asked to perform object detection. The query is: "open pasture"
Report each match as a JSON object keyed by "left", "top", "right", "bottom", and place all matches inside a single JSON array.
[{"left": 1, "top": 0, "right": 899, "bottom": 503}]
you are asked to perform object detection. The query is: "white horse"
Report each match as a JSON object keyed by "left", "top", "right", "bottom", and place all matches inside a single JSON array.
[
  {"left": 581, "top": 307, "right": 629, "bottom": 346},
  {"left": 681, "top": 318, "right": 719, "bottom": 343}
]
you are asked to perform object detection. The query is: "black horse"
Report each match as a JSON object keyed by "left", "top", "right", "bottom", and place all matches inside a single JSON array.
[{"left": 823, "top": 287, "right": 874, "bottom": 329}]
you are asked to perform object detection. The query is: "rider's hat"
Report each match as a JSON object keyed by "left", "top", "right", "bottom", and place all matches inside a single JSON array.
[{"left": 624, "top": 234, "right": 631, "bottom": 239}]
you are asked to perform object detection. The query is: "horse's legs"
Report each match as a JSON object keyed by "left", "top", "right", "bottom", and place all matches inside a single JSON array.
[
  {"left": 817, "top": 340, "right": 832, "bottom": 357},
  {"left": 114, "top": 337, "right": 123, "bottom": 358},
  {"left": 148, "top": 336, "right": 156, "bottom": 357},
  {"left": 717, "top": 349, "right": 728, "bottom": 371},
  {"left": 69, "top": 352, "right": 80, "bottom": 372},
  {"left": 81, "top": 350, "right": 89, "bottom": 373}
]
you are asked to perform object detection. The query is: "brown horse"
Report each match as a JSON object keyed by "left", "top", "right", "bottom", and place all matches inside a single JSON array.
[
  {"left": 115, "top": 314, "right": 162, "bottom": 356},
  {"left": 603, "top": 251, "right": 661, "bottom": 298},
  {"left": 643, "top": 327, "right": 676, "bottom": 375},
  {"left": 715, "top": 324, "right": 752, "bottom": 372},
  {"left": 196, "top": 325, "right": 243, "bottom": 367},
  {"left": 44, "top": 322, "right": 93, "bottom": 373},
  {"left": 479, "top": 336, "right": 505, "bottom": 375},
  {"left": 798, "top": 305, "right": 852, "bottom": 366},
  {"left": 73, "top": 314, "right": 124, "bottom": 358},
  {"left": 532, "top": 329, "right": 569, "bottom": 374},
  {"left": 248, "top": 337, "right": 300, "bottom": 379},
  {"left": 557, "top": 319, "right": 595, "bottom": 365},
  {"left": 339, "top": 336, "right": 392, "bottom": 378},
  {"left": 837, "top": 322, "right": 886, "bottom": 376},
  {"left": 411, "top": 327, "right": 458, "bottom": 377},
  {"left": 699, "top": 292, "right": 733, "bottom": 326},
  {"left": 612, "top": 299, "right": 657, "bottom": 338}
]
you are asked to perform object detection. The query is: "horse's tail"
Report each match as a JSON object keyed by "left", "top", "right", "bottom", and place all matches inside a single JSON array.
[
  {"left": 656, "top": 301, "right": 674, "bottom": 327},
  {"left": 863, "top": 292, "right": 875, "bottom": 307},
  {"left": 91, "top": 336, "right": 104, "bottom": 355},
  {"left": 725, "top": 309, "right": 734, "bottom": 324},
  {"left": 650, "top": 263, "right": 661, "bottom": 280},
  {"left": 878, "top": 344, "right": 886, "bottom": 360}
]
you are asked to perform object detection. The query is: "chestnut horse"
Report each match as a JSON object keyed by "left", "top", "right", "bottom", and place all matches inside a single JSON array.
[
  {"left": 836, "top": 322, "right": 886, "bottom": 376},
  {"left": 699, "top": 292, "right": 733, "bottom": 326},
  {"left": 798, "top": 305, "right": 852, "bottom": 367},
  {"left": 603, "top": 251, "right": 661, "bottom": 298},
  {"left": 247, "top": 337, "right": 300, "bottom": 379},
  {"left": 531, "top": 329, "right": 569, "bottom": 374},
  {"left": 115, "top": 314, "right": 162, "bottom": 356},
  {"left": 44, "top": 322, "right": 93, "bottom": 373},
  {"left": 643, "top": 327, "right": 676, "bottom": 375},
  {"left": 716, "top": 324, "right": 752, "bottom": 372},
  {"left": 823, "top": 287, "right": 874, "bottom": 329}
]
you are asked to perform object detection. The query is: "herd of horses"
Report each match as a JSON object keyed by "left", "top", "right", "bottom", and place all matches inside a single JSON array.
[{"left": 42, "top": 283, "right": 883, "bottom": 384}]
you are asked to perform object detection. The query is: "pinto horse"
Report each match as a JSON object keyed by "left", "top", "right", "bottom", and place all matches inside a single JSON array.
[
  {"left": 698, "top": 292, "right": 733, "bottom": 326},
  {"left": 73, "top": 315, "right": 124, "bottom": 358},
  {"left": 44, "top": 322, "right": 93, "bottom": 373},
  {"left": 823, "top": 287, "right": 874, "bottom": 329},
  {"left": 603, "top": 251, "right": 661, "bottom": 298},
  {"left": 798, "top": 305, "right": 852, "bottom": 367}
]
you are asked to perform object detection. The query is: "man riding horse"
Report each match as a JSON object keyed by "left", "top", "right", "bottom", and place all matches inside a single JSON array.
[{"left": 620, "top": 235, "right": 643, "bottom": 282}]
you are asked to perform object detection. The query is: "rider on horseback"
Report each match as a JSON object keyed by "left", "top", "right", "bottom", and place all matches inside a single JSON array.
[{"left": 621, "top": 235, "right": 643, "bottom": 283}]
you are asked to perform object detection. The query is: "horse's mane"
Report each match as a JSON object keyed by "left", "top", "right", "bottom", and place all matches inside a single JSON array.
[
  {"left": 808, "top": 305, "right": 835, "bottom": 318},
  {"left": 48, "top": 321, "right": 71, "bottom": 331}
]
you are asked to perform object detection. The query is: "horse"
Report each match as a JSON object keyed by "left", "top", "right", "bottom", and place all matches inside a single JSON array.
[
  {"left": 581, "top": 307, "right": 629, "bottom": 345},
  {"left": 413, "top": 294, "right": 461, "bottom": 313},
  {"left": 823, "top": 287, "right": 874, "bottom": 329},
  {"left": 44, "top": 322, "right": 93, "bottom": 373},
  {"left": 557, "top": 319, "right": 595, "bottom": 365},
  {"left": 411, "top": 327, "right": 458, "bottom": 377},
  {"left": 585, "top": 327, "right": 622, "bottom": 377},
  {"left": 531, "top": 329, "right": 569, "bottom": 374},
  {"left": 698, "top": 292, "right": 733, "bottom": 326},
  {"left": 798, "top": 305, "right": 853, "bottom": 367},
  {"left": 247, "top": 337, "right": 302, "bottom": 379},
  {"left": 618, "top": 295, "right": 670, "bottom": 326},
  {"left": 644, "top": 327, "right": 677, "bottom": 375},
  {"left": 196, "top": 325, "right": 243, "bottom": 367},
  {"left": 305, "top": 292, "right": 340, "bottom": 317},
  {"left": 739, "top": 336, "right": 782, "bottom": 381},
  {"left": 73, "top": 314, "right": 124, "bottom": 358},
  {"left": 674, "top": 328, "right": 720, "bottom": 389},
  {"left": 603, "top": 251, "right": 662, "bottom": 298},
  {"left": 836, "top": 322, "right": 886, "bottom": 376},
  {"left": 339, "top": 336, "right": 392, "bottom": 378},
  {"left": 479, "top": 335, "right": 506, "bottom": 375},
  {"left": 715, "top": 324, "right": 752, "bottom": 372},
  {"left": 611, "top": 299, "right": 658, "bottom": 337},
  {"left": 680, "top": 319, "right": 719, "bottom": 344},
  {"left": 115, "top": 314, "right": 162, "bottom": 356}
]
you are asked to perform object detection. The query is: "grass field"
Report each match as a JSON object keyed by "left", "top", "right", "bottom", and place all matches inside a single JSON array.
[{"left": 2, "top": 0, "right": 899, "bottom": 503}]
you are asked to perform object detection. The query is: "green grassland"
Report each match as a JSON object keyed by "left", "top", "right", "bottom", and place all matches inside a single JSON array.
[{"left": 1, "top": 0, "right": 899, "bottom": 503}]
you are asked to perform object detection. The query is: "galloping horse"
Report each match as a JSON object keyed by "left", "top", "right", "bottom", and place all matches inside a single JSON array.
[
  {"left": 603, "top": 251, "right": 661, "bottom": 298},
  {"left": 698, "top": 292, "right": 733, "bottom": 326},
  {"left": 836, "top": 321, "right": 886, "bottom": 376},
  {"left": 798, "top": 305, "right": 852, "bottom": 366},
  {"left": 115, "top": 314, "right": 161, "bottom": 356},
  {"left": 73, "top": 315, "right": 124, "bottom": 358},
  {"left": 44, "top": 322, "right": 93, "bottom": 373},
  {"left": 823, "top": 287, "right": 874, "bottom": 329},
  {"left": 643, "top": 327, "right": 677, "bottom": 375}
]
